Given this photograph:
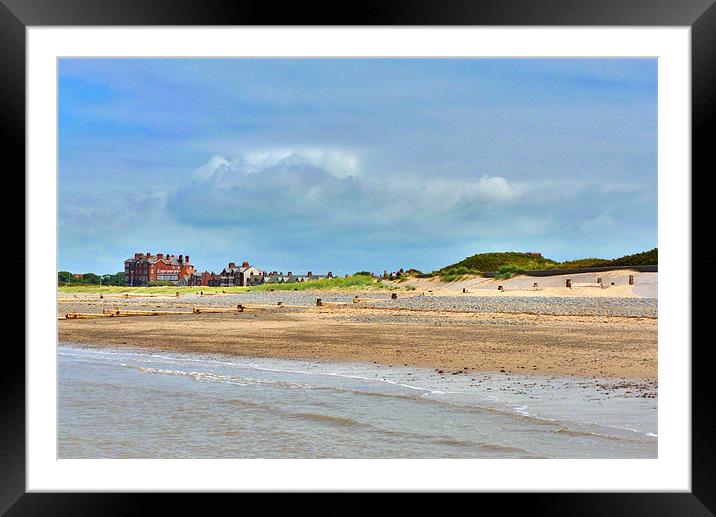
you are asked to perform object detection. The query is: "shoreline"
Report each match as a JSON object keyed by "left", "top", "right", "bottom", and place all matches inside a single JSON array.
[
  {"left": 59, "top": 345, "right": 657, "bottom": 458},
  {"left": 59, "top": 341, "right": 658, "bottom": 400},
  {"left": 58, "top": 296, "right": 657, "bottom": 380}
]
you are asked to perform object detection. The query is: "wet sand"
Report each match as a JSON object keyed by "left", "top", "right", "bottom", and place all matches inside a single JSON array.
[{"left": 58, "top": 299, "right": 657, "bottom": 381}]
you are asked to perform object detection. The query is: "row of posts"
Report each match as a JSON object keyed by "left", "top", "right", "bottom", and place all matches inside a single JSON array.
[{"left": 565, "top": 275, "right": 634, "bottom": 288}]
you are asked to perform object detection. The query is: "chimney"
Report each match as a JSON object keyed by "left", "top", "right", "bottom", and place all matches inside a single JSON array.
[
  {"left": 185, "top": 256, "right": 189, "bottom": 264},
  {"left": 157, "top": 253, "right": 163, "bottom": 259},
  {"left": 146, "top": 252, "right": 151, "bottom": 259},
  {"left": 307, "top": 271, "right": 312, "bottom": 277},
  {"left": 179, "top": 255, "right": 183, "bottom": 263},
  {"left": 242, "top": 261, "right": 249, "bottom": 268},
  {"left": 228, "top": 262, "right": 236, "bottom": 269},
  {"left": 135, "top": 253, "right": 140, "bottom": 259}
]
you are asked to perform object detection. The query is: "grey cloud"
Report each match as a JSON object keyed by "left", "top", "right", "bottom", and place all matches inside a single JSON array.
[{"left": 166, "top": 152, "right": 655, "bottom": 262}]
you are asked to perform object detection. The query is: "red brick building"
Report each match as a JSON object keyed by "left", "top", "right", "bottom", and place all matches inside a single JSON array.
[
  {"left": 124, "top": 252, "right": 195, "bottom": 286},
  {"left": 189, "top": 271, "right": 221, "bottom": 287}
]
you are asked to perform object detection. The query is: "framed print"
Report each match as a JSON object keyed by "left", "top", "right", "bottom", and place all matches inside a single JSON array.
[{"left": 3, "top": 0, "right": 714, "bottom": 514}]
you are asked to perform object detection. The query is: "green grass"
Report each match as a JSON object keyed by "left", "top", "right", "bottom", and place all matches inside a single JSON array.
[
  {"left": 608, "top": 248, "right": 657, "bottom": 267},
  {"left": 434, "top": 248, "right": 657, "bottom": 277},
  {"left": 559, "top": 248, "right": 658, "bottom": 269},
  {"left": 59, "top": 285, "right": 231, "bottom": 295},
  {"left": 437, "top": 253, "right": 558, "bottom": 278},
  {"left": 557, "top": 258, "right": 610, "bottom": 268},
  {"left": 494, "top": 264, "right": 524, "bottom": 279},
  {"left": 58, "top": 275, "right": 390, "bottom": 294},
  {"left": 250, "top": 275, "right": 384, "bottom": 291}
]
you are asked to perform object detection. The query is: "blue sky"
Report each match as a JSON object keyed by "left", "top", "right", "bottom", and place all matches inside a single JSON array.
[{"left": 58, "top": 58, "right": 657, "bottom": 275}]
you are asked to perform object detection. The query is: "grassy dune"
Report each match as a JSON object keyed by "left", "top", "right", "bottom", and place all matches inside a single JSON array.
[{"left": 435, "top": 248, "right": 658, "bottom": 281}]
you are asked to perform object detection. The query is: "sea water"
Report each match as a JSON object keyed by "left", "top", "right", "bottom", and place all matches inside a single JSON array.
[{"left": 58, "top": 344, "right": 657, "bottom": 459}]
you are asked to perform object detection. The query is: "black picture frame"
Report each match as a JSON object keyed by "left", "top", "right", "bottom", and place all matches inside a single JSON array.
[{"left": 2, "top": 0, "right": 712, "bottom": 514}]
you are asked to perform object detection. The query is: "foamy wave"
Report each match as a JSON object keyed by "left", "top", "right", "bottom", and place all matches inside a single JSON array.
[{"left": 121, "top": 364, "right": 317, "bottom": 390}]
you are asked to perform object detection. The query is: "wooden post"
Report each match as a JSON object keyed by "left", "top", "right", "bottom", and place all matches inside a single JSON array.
[
  {"left": 237, "top": 304, "right": 244, "bottom": 312},
  {"left": 629, "top": 275, "right": 634, "bottom": 285},
  {"left": 566, "top": 279, "right": 572, "bottom": 288},
  {"left": 533, "top": 282, "right": 538, "bottom": 288},
  {"left": 316, "top": 299, "right": 322, "bottom": 307},
  {"left": 497, "top": 285, "right": 504, "bottom": 291},
  {"left": 596, "top": 277, "right": 602, "bottom": 284},
  {"left": 391, "top": 292, "right": 398, "bottom": 299},
  {"left": 277, "top": 301, "right": 283, "bottom": 306},
  {"left": 462, "top": 288, "right": 467, "bottom": 293}
]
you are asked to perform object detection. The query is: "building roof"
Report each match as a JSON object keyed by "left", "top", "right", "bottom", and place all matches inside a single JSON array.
[
  {"left": 223, "top": 265, "right": 261, "bottom": 274},
  {"left": 126, "top": 254, "right": 192, "bottom": 266}
]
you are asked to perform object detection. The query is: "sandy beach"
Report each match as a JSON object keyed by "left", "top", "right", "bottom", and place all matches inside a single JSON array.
[{"left": 58, "top": 279, "right": 657, "bottom": 387}]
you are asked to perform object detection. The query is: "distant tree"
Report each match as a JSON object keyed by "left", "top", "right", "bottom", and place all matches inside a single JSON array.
[
  {"left": 58, "top": 271, "right": 72, "bottom": 285},
  {"left": 101, "top": 272, "right": 125, "bottom": 286},
  {"left": 58, "top": 270, "right": 125, "bottom": 286},
  {"left": 82, "top": 273, "right": 101, "bottom": 285},
  {"left": 354, "top": 271, "right": 372, "bottom": 276}
]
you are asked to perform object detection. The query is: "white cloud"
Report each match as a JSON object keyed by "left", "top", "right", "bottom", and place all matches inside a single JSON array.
[
  {"left": 192, "top": 155, "right": 230, "bottom": 181},
  {"left": 172, "top": 154, "right": 530, "bottom": 240},
  {"left": 473, "top": 175, "right": 521, "bottom": 201},
  {"left": 192, "top": 148, "right": 361, "bottom": 186}
]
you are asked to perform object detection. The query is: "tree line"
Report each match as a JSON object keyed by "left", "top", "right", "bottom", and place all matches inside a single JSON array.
[{"left": 58, "top": 271, "right": 125, "bottom": 286}]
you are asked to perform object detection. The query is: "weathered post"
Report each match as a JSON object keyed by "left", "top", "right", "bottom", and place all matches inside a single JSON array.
[
  {"left": 498, "top": 285, "right": 504, "bottom": 291},
  {"left": 462, "top": 288, "right": 467, "bottom": 293},
  {"left": 237, "top": 304, "right": 244, "bottom": 312},
  {"left": 533, "top": 282, "right": 539, "bottom": 288},
  {"left": 566, "top": 279, "right": 572, "bottom": 288},
  {"left": 629, "top": 275, "right": 634, "bottom": 285},
  {"left": 391, "top": 292, "right": 398, "bottom": 299},
  {"left": 596, "top": 277, "right": 602, "bottom": 285},
  {"left": 316, "top": 298, "right": 322, "bottom": 307}
]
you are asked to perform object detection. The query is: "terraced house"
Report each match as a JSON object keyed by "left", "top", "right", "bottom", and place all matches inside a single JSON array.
[{"left": 124, "top": 252, "right": 195, "bottom": 286}]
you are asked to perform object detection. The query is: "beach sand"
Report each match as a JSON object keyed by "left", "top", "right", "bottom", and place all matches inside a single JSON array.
[{"left": 58, "top": 300, "right": 657, "bottom": 381}]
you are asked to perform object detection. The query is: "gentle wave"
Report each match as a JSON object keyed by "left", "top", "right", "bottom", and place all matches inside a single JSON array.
[
  {"left": 119, "top": 361, "right": 640, "bottom": 445},
  {"left": 292, "top": 412, "right": 361, "bottom": 427},
  {"left": 61, "top": 344, "right": 658, "bottom": 445}
]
